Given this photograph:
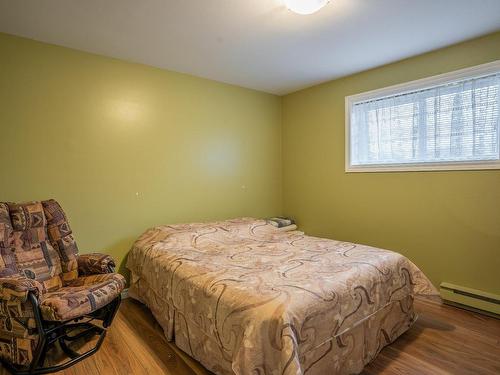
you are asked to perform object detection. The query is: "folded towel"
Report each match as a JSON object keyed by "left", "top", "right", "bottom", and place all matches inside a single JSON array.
[
  {"left": 268, "top": 217, "right": 295, "bottom": 228},
  {"left": 277, "top": 224, "right": 297, "bottom": 232}
]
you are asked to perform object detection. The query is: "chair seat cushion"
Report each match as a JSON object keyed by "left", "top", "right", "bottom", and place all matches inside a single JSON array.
[{"left": 39, "top": 273, "right": 125, "bottom": 321}]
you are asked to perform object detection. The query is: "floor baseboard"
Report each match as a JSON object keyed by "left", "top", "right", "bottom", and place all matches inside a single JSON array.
[{"left": 121, "top": 288, "right": 129, "bottom": 299}]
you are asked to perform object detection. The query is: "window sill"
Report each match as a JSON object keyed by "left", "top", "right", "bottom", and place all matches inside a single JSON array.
[{"left": 345, "top": 161, "right": 500, "bottom": 173}]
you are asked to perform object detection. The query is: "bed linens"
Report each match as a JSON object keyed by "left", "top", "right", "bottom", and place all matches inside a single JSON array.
[{"left": 127, "top": 218, "right": 436, "bottom": 375}]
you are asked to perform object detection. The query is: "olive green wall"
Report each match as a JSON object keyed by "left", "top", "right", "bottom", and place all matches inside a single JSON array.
[
  {"left": 2, "top": 31, "right": 499, "bottom": 294},
  {"left": 0, "top": 33, "right": 282, "bottom": 276},
  {"left": 282, "top": 32, "right": 500, "bottom": 295}
]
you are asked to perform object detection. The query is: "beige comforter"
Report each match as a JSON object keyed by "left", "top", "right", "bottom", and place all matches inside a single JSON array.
[{"left": 127, "top": 218, "right": 436, "bottom": 375}]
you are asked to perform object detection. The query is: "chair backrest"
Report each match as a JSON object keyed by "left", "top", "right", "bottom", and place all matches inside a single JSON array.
[{"left": 0, "top": 200, "right": 80, "bottom": 290}]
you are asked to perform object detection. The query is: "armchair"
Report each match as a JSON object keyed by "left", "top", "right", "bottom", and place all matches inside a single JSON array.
[{"left": 0, "top": 200, "right": 125, "bottom": 374}]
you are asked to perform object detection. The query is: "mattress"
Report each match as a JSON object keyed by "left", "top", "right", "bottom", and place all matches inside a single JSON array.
[{"left": 127, "top": 218, "right": 437, "bottom": 375}]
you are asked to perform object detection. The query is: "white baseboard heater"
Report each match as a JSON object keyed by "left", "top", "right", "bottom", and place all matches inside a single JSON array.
[{"left": 440, "top": 282, "right": 500, "bottom": 316}]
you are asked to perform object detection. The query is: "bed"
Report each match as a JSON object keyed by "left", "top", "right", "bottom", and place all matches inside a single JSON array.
[{"left": 126, "top": 218, "right": 436, "bottom": 375}]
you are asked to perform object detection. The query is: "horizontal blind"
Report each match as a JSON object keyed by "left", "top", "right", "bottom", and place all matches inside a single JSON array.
[{"left": 350, "top": 73, "right": 500, "bottom": 166}]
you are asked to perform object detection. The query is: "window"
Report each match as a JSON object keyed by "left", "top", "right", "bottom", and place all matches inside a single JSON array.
[{"left": 345, "top": 61, "right": 500, "bottom": 172}]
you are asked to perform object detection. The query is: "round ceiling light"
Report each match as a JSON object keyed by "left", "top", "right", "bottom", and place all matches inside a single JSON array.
[{"left": 284, "top": 0, "right": 330, "bottom": 15}]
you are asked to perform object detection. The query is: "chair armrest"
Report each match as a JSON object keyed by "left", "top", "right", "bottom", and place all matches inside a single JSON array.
[
  {"left": 0, "top": 274, "right": 43, "bottom": 302},
  {"left": 78, "top": 253, "right": 116, "bottom": 275}
]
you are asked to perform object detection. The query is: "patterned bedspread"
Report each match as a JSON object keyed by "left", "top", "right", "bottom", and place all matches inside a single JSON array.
[{"left": 127, "top": 218, "right": 436, "bottom": 375}]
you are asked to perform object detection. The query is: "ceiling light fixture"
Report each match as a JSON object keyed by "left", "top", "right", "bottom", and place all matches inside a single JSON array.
[{"left": 284, "top": 0, "right": 330, "bottom": 15}]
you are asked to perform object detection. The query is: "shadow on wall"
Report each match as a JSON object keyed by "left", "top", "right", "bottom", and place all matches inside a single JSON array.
[{"left": 105, "top": 237, "right": 136, "bottom": 284}]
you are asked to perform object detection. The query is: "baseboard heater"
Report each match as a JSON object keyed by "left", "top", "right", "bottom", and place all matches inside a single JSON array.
[{"left": 440, "top": 282, "right": 500, "bottom": 316}]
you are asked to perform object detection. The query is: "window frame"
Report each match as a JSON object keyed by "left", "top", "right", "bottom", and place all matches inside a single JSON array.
[{"left": 345, "top": 60, "right": 500, "bottom": 173}]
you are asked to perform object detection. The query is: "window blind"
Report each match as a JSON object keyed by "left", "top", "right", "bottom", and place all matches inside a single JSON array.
[{"left": 350, "top": 72, "right": 500, "bottom": 168}]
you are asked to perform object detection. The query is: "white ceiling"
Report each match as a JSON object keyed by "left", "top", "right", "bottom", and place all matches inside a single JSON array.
[{"left": 1, "top": 0, "right": 499, "bottom": 95}]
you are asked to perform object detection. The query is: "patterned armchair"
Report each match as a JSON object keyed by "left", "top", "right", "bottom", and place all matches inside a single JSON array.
[{"left": 0, "top": 200, "right": 125, "bottom": 374}]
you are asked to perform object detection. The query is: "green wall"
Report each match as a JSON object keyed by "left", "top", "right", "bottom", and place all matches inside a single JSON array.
[
  {"left": 0, "top": 33, "right": 282, "bottom": 276},
  {"left": 282, "top": 32, "right": 500, "bottom": 295},
  {"left": 1, "top": 31, "right": 499, "bottom": 295}
]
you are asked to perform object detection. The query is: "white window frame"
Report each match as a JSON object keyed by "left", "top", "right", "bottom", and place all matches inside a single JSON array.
[{"left": 345, "top": 60, "right": 500, "bottom": 173}]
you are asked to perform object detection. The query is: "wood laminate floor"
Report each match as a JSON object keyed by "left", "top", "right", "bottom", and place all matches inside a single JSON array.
[{"left": 1, "top": 297, "right": 499, "bottom": 375}]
